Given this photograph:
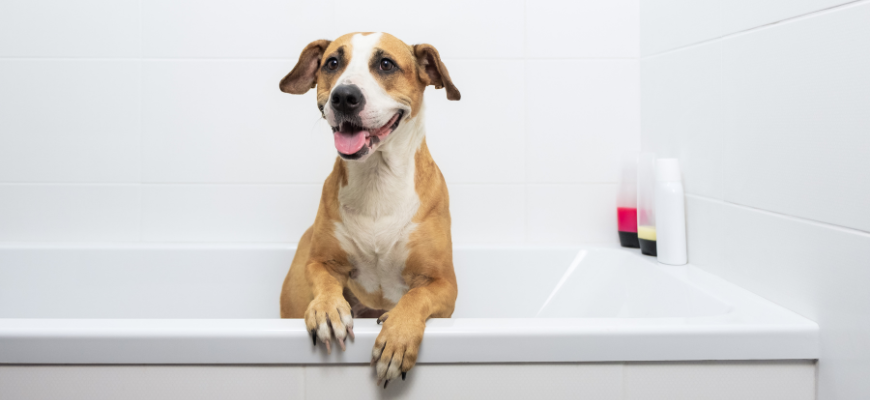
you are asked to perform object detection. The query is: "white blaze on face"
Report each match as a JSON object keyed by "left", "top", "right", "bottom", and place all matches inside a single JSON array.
[{"left": 325, "top": 32, "right": 402, "bottom": 130}]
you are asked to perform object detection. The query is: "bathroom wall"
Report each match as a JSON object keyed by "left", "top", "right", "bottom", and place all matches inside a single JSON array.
[
  {"left": 640, "top": 1, "right": 870, "bottom": 398},
  {"left": 0, "top": 0, "right": 639, "bottom": 245}
]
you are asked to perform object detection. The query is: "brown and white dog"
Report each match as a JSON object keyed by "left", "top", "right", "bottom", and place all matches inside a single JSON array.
[{"left": 278, "top": 32, "right": 459, "bottom": 385}]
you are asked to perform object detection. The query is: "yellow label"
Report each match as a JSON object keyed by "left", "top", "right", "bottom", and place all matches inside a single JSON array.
[{"left": 638, "top": 225, "right": 657, "bottom": 241}]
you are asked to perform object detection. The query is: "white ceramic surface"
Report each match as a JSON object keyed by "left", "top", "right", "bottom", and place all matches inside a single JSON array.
[
  {"left": 0, "top": 60, "right": 141, "bottom": 183},
  {"left": 0, "top": 0, "right": 139, "bottom": 57},
  {"left": 0, "top": 244, "right": 817, "bottom": 364},
  {"left": 641, "top": 41, "right": 724, "bottom": 200},
  {"left": 641, "top": 2, "right": 870, "bottom": 398},
  {"left": 525, "top": 59, "right": 640, "bottom": 184},
  {"left": 0, "top": 0, "right": 639, "bottom": 246},
  {"left": 721, "top": 2, "right": 870, "bottom": 233},
  {"left": 526, "top": 184, "right": 618, "bottom": 243},
  {"left": 0, "top": 185, "right": 140, "bottom": 242},
  {"left": 525, "top": 0, "right": 640, "bottom": 58},
  {"left": 140, "top": 184, "right": 320, "bottom": 242},
  {"left": 639, "top": 0, "right": 855, "bottom": 56}
]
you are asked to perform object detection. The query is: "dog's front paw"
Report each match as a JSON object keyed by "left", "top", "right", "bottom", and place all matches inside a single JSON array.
[
  {"left": 304, "top": 294, "right": 354, "bottom": 354},
  {"left": 371, "top": 312, "right": 424, "bottom": 386}
]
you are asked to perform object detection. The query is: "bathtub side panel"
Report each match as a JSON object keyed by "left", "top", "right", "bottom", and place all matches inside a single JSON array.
[{"left": 0, "top": 365, "right": 305, "bottom": 400}]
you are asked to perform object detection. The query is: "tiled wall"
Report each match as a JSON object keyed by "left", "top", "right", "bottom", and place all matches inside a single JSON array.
[
  {"left": 0, "top": 0, "right": 640, "bottom": 245},
  {"left": 640, "top": 1, "right": 870, "bottom": 398}
]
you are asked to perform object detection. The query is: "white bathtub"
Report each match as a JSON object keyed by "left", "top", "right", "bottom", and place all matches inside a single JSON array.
[
  {"left": 0, "top": 243, "right": 817, "bottom": 364},
  {"left": 0, "top": 244, "right": 819, "bottom": 399}
]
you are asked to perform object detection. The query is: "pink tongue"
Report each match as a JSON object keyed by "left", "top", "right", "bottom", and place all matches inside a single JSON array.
[{"left": 333, "top": 130, "right": 368, "bottom": 155}]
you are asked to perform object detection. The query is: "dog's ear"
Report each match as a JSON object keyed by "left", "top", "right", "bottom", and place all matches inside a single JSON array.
[
  {"left": 413, "top": 44, "right": 460, "bottom": 101},
  {"left": 280, "top": 39, "right": 331, "bottom": 94}
]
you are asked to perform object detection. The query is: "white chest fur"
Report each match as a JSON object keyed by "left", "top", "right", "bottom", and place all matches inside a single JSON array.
[{"left": 333, "top": 116, "right": 425, "bottom": 305}]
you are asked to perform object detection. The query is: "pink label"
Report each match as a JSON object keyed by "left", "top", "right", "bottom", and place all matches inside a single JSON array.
[{"left": 617, "top": 207, "right": 638, "bottom": 232}]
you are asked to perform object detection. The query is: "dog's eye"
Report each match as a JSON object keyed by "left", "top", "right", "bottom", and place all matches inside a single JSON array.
[
  {"left": 380, "top": 59, "right": 394, "bottom": 71},
  {"left": 326, "top": 58, "right": 339, "bottom": 71}
]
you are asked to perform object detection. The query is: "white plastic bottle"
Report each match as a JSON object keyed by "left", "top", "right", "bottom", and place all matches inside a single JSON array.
[
  {"left": 654, "top": 159, "right": 687, "bottom": 265},
  {"left": 636, "top": 153, "right": 657, "bottom": 256}
]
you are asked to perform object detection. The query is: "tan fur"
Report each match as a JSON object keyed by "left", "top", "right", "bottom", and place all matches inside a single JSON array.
[{"left": 279, "top": 32, "right": 459, "bottom": 381}]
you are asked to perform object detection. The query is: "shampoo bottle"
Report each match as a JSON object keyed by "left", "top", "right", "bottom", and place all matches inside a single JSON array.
[
  {"left": 655, "top": 158, "right": 687, "bottom": 265},
  {"left": 637, "top": 153, "right": 657, "bottom": 256},
  {"left": 616, "top": 153, "right": 639, "bottom": 248}
]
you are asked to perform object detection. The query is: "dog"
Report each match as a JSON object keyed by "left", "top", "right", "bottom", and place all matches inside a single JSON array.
[{"left": 278, "top": 32, "right": 460, "bottom": 385}]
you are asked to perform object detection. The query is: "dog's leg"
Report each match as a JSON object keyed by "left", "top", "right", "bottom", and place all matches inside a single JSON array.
[
  {"left": 371, "top": 275, "right": 457, "bottom": 383},
  {"left": 280, "top": 227, "right": 314, "bottom": 318},
  {"left": 303, "top": 261, "right": 354, "bottom": 353}
]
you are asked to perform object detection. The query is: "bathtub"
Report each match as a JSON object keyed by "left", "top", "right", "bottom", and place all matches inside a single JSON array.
[{"left": 0, "top": 244, "right": 819, "bottom": 399}]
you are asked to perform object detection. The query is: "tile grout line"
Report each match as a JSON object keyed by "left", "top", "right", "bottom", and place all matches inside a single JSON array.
[
  {"left": 685, "top": 193, "right": 870, "bottom": 238},
  {"left": 640, "top": 0, "right": 867, "bottom": 60},
  {"left": 138, "top": 0, "right": 144, "bottom": 242},
  {"left": 522, "top": 1, "right": 530, "bottom": 243}
]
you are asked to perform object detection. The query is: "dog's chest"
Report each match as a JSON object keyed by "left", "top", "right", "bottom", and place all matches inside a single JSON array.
[{"left": 333, "top": 161, "right": 420, "bottom": 306}]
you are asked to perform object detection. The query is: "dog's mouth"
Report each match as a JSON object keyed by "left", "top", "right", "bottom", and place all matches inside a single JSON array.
[{"left": 331, "top": 110, "right": 404, "bottom": 158}]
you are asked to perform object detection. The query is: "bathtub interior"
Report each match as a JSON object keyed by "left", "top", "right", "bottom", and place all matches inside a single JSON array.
[
  {"left": 0, "top": 245, "right": 729, "bottom": 320},
  {"left": 455, "top": 247, "right": 731, "bottom": 318}
]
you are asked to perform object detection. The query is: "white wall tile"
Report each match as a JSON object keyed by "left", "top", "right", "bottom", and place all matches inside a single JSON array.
[
  {"left": 305, "top": 364, "right": 623, "bottom": 400},
  {"left": 0, "top": 61, "right": 141, "bottom": 183},
  {"left": 142, "top": 0, "right": 336, "bottom": 58},
  {"left": 0, "top": 365, "right": 304, "bottom": 400},
  {"left": 641, "top": 42, "right": 723, "bottom": 199},
  {"left": 0, "top": 185, "right": 140, "bottom": 241},
  {"left": 141, "top": 184, "right": 320, "bottom": 242},
  {"left": 641, "top": 0, "right": 859, "bottom": 56},
  {"left": 684, "top": 195, "right": 725, "bottom": 268},
  {"left": 526, "top": 0, "right": 639, "bottom": 58},
  {"left": 624, "top": 361, "right": 816, "bottom": 400},
  {"left": 448, "top": 184, "right": 525, "bottom": 244},
  {"left": 718, "top": 204, "right": 870, "bottom": 400},
  {"left": 526, "top": 60, "right": 639, "bottom": 184},
  {"left": 0, "top": 0, "right": 139, "bottom": 57},
  {"left": 332, "top": 0, "right": 524, "bottom": 59},
  {"left": 0, "top": 0, "right": 642, "bottom": 247},
  {"left": 640, "top": 0, "right": 722, "bottom": 56},
  {"left": 527, "top": 184, "right": 618, "bottom": 244},
  {"left": 722, "top": 2, "right": 870, "bottom": 232},
  {"left": 141, "top": 60, "right": 337, "bottom": 184},
  {"left": 720, "top": 0, "right": 856, "bottom": 37},
  {"left": 426, "top": 60, "right": 524, "bottom": 184}
]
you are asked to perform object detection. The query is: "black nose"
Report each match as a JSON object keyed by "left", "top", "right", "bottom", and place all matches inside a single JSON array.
[{"left": 331, "top": 84, "right": 365, "bottom": 115}]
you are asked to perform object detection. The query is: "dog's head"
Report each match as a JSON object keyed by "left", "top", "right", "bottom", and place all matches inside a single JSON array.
[{"left": 280, "top": 32, "right": 460, "bottom": 161}]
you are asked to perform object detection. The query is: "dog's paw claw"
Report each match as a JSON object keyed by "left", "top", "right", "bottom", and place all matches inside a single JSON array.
[
  {"left": 372, "top": 313, "right": 422, "bottom": 382},
  {"left": 304, "top": 295, "right": 354, "bottom": 354}
]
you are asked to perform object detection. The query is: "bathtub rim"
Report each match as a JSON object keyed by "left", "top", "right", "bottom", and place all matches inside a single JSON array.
[{"left": 0, "top": 243, "right": 819, "bottom": 364}]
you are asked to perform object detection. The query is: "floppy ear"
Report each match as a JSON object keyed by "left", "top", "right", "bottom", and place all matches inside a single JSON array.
[
  {"left": 279, "top": 39, "right": 331, "bottom": 94},
  {"left": 413, "top": 44, "right": 460, "bottom": 101}
]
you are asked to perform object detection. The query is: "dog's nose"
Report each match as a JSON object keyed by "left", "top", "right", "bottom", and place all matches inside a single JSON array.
[{"left": 331, "top": 84, "right": 364, "bottom": 115}]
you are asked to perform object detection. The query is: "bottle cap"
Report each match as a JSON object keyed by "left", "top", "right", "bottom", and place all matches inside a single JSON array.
[{"left": 656, "top": 158, "right": 682, "bottom": 182}]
